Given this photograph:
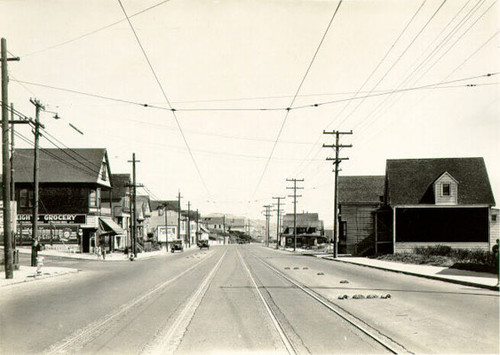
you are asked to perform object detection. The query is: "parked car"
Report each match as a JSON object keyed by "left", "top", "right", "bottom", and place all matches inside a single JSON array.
[
  {"left": 171, "top": 240, "right": 184, "bottom": 253},
  {"left": 197, "top": 240, "right": 209, "bottom": 249}
]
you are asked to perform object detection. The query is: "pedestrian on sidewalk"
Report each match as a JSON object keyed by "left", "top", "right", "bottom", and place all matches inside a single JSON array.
[{"left": 95, "top": 245, "right": 102, "bottom": 260}]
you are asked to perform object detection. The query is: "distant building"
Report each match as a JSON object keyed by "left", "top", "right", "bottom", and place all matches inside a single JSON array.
[
  {"left": 281, "top": 213, "right": 325, "bottom": 248},
  {"left": 149, "top": 200, "right": 180, "bottom": 249}
]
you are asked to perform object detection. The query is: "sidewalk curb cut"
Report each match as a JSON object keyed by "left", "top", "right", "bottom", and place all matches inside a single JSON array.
[{"left": 322, "top": 257, "right": 499, "bottom": 292}]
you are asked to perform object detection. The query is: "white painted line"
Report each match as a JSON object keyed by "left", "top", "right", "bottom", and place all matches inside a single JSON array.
[
  {"left": 141, "top": 249, "right": 227, "bottom": 355},
  {"left": 44, "top": 251, "right": 217, "bottom": 355}
]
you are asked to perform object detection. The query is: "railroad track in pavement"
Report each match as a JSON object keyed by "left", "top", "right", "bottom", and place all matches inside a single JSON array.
[{"left": 241, "top": 247, "right": 413, "bottom": 354}]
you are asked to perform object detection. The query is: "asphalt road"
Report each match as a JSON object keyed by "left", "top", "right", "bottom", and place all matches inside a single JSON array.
[{"left": 1, "top": 244, "right": 498, "bottom": 354}]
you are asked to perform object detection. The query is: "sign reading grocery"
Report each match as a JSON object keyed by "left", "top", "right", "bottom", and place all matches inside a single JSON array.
[{"left": 17, "top": 214, "right": 87, "bottom": 224}]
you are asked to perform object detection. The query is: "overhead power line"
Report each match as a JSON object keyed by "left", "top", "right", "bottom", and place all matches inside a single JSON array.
[
  {"left": 22, "top": 0, "right": 174, "bottom": 58},
  {"left": 11, "top": 72, "right": 497, "bottom": 114},
  {"left": 117, "top": 0, "right": 210, "bottom": 197},
  {"left": 253, "top": 0, "right": 343, "bottom": 197}
]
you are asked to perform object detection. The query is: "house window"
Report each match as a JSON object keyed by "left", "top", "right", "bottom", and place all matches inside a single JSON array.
[
  {"left": 101, "top": 161, "right": 107, "bottom": 181},
  {"left": 442, "top": 184, "right": 450, "bottom": 196},
  {"left": 493, "top": 215, "right": 497, "bottom": 222},
  {"left": 89, "top": 188, "right": 101, "bottom": 207},
  {"left": 19, "top": 189, "right": 33, "bottom": 207}
]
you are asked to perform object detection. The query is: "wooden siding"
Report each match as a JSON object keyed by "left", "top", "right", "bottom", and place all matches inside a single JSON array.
[
  {"left": 395, "top": 242, "right": 490, "bottom": 253},
  {"left": 491, "top": 209, "right": 499, "bottom": 248},
  {"left": 340, "top": 204, "right": 378, "bottom": 255}
]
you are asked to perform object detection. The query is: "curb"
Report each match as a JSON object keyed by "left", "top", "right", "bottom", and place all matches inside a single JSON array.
[
  {"left": 323, "top": 257, "right": 499, "bottom": 291},
  {"left": 1, "top": 268, "right": 79, "bottom": 288}
]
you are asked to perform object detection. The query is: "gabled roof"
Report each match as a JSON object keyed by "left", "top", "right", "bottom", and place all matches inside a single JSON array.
[
  {"left": 111, "top": 174, "right": 130, "bottom": 198},
  {"left": 102, "top": 174, "right": 130, "bottom": 202},
  {"left": 283, "top": 213, "right": 322, "bottom": 227},
  {"left": 13, "top": 148, "right": 111, "bottom": 187},
  {"left": 339, "top": 176, "right": 385, "bottom": 204},
  {"left": 386, "top": 158, "right": 495, "bottom": 206},
  {"left": 136, "top": 195, "right": 152, "bottom": 214}
]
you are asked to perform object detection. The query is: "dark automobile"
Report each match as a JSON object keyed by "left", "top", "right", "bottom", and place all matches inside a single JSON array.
[
  {"left": 197, "top": 240, "right": 210, "bottom": 249},
  {"left": 170, "top": 240, "right": 184, "bottom": 253}
]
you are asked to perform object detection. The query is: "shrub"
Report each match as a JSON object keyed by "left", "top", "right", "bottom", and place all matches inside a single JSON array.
[{"left": 414, "top": 245, "right": 452, "bottom": 257}]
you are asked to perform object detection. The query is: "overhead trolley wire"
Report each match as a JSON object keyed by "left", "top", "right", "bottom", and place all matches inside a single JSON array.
[
  {"left": 10, "top": 72, "right": 495, "bottom": 114},
  {"left": 117, "top": 0, "right": 211, "bottom": 197},
  {"left": 355, "top": 0, "right": 497, "bottom": 136},
  {"left": 292, "top": 0, "right": 475, "bottom": 178},
  {"left": 251, "top": 0, "right": 344, "bottom": 198}
]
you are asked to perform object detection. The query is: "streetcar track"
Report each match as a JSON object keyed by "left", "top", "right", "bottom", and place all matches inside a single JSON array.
[
  {"left": 43, "top": 249, "right": 220, "bottom": 355},
  {"left": 237, "top": 248, "right": 298, "bottom": 355},
  {"left": 250, "top": 250, "right": 414, "bottom": 354}
]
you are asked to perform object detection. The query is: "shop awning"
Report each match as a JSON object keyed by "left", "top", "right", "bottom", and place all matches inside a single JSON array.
[{"left": 99, "top": 217, "right": 126, "bottom": 235}]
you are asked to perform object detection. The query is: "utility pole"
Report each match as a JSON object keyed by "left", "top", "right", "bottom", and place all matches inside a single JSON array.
[
  {"left": 177, "top": 191, "right": 182, "bottom": 243},
  {"left": 286, "top": 178, "right": 303, "bottom": 252},
  {"left": 262, "top": 205, "right": 272, "bottom": 247},
  {"left": 10, "top": 103, "right": 15, "bottom": 201},
  {"left": 163, "top": 202, "right": 169, "bottom": 252},
  {"left": 196, "top": 209, "right": 200, "bottom": 245},
  {"left": 323, "top": 130, "right": 352, "bottom": 258},
  {"left": 30, "top": 98, "right": 45, "bottom": 267},
  {"left": 272, "top": 196, "right": 285, "bottom": 249},
  {"left": 223, "top": 214, "right": 226, "bottom": 244},
  {"left": 2, "top": 38, "right": 19, "bottom": 278},
  {"left": 187, "top": 201, "right": 191, "bottom": 248},
  {"left": 128, "top": 153, "right": 140, "bottom": 258}
]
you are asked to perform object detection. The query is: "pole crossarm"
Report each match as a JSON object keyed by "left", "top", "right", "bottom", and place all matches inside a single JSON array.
[
  {"left": 323, "top": 130, "right": 353, "bottom": 135},
  {"left": 323, "top": 144, "right": 352, "bottom": 148}
]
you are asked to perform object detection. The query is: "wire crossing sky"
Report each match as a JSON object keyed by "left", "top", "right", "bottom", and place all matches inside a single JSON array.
[{"left": 1, "top": 0, "right": 498, "bottom": 223}]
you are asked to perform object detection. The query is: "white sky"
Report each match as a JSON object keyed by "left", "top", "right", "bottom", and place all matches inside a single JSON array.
[{"left": 1, "top": 0, "right": 499, "bottom": 226}]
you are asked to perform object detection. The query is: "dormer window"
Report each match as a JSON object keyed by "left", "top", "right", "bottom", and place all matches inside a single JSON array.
[
  {"left": 434, "top": 172, "right": 458, "bottom": 205},
  {"left": 442, "top": 184, "right": 450, "bottom": 196}
]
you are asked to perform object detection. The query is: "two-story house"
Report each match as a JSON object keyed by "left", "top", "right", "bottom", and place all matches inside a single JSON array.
[
  {"left": 281, "top": 213, "right": 326, "bottom": 248},
  {"left": 12, "top": 148, "right": 125, "bottom": 253}
]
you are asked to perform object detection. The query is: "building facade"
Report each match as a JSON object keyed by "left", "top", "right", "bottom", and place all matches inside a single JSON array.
[{"left": 12, "top": 148, "right": 125, "bottom": 253}]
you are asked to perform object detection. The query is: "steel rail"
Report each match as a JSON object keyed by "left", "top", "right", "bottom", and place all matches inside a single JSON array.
[
  {"left": 237, "top": 248, "right": 298, "bottom": 355},
  {"left": 252, "top": 251, "right": 413, "bottom": 354}
]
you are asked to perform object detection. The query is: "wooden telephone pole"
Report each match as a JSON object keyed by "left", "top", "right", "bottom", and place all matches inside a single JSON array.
[
  {"left": 323, "top": 130, "right": 352, "bottom": 258},
  {"left": 30, "top": 98, "right": 45, "bottom": 267},
  {"left": 127, "top": 153, "right": 140, "bottom": 258},
  {"left": 286, "top": 178, "right": 303, "bottom": 252},
  {"left": 1, "top": 38, "right": 19, "bottom": 278},
  {"left": 272, "top": 196, "right": 285, "bottom": 249}
]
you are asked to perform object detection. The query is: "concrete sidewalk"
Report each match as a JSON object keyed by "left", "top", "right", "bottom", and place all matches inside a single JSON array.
[
  {"left": 0, "top": 247, "right": 171, "bottom": 288},
  {"left": 323, "top": 256, "right": 499, "bottom": 291},
  {"left": 1, "top": 265, "right": 79, "bottom": 287}
]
